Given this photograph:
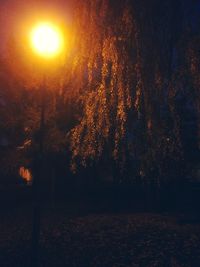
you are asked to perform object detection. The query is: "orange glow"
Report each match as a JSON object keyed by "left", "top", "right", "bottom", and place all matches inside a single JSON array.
[
  {"left": 19, "top": 167, "right": 32, "bottom": 185},
  {"left": 30, "top": 22, "right": 64, "bottom": 58}
]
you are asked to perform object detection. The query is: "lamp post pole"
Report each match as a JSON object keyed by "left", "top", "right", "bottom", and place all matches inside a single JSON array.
[
  {"left": 29, "top": 22, "right": 64, "bottom": 266},
  {"left": 31, "top": 74, "right": 46, "bottom": 267}
]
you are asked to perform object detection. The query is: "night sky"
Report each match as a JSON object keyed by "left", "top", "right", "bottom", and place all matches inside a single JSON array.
[{"left": 1, "top": 0, "right": 200, "bottom": 54}]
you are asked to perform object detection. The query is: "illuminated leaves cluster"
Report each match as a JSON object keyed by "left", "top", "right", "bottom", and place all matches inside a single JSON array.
[
  {"left": 69, "top": 0, "right": 138, "bottom": 170},
  {"left": 68, "top": 0, "right": 199, "bottom": 180}
]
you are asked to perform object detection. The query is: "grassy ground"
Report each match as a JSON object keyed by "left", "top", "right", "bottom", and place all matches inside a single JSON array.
[{"left": 0, "top": 205, "right": 200, "bottom": 267}]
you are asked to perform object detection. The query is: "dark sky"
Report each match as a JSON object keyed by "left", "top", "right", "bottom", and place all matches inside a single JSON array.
[{"left": 1, "top": 0, "right": 200, "bottom": 56}]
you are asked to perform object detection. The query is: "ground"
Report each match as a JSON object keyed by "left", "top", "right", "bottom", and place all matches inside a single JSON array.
[{"left": 0, "top": 205, "right": 200, "bottom": 267}]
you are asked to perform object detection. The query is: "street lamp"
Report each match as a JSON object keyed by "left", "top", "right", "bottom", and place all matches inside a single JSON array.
[
  {"left": 30, "top": 21, "right": 64, "bottom": 267},
  {"left": 30, "top": 22, "right": 64, "bottom": 58}
]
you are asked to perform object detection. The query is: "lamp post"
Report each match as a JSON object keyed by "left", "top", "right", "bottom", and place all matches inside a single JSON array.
[
  {"left": 30, "top": 22, "right": 64, "bottom": 267},
  {"left": 31, "top": 74, "right": 46, "bottom": 267}
]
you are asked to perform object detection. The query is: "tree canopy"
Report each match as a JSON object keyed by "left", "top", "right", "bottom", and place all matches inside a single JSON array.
[{"left": 0, "top": 0, "right": 199, "bottom": 186}]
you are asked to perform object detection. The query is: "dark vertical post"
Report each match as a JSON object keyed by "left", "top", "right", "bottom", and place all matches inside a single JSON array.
[{"left": 31, "top": 75, "right": 46, "bottom": 267}]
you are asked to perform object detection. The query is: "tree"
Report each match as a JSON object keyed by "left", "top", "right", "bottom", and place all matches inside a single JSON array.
[{"left": 67, "top": 0, "right": 199, "bottom": 199}]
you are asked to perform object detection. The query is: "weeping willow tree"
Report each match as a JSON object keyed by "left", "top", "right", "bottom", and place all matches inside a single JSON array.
[
  {"left": 66, "top": 0, "right": 199, "bottom": 185},
  {"left": 68, "top": 1, "right": 139, "bottom": 176}
]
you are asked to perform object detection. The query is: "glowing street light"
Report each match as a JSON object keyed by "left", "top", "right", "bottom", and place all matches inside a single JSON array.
[{"left": 30, "top": 22, "right": 64, "bottom": 58}]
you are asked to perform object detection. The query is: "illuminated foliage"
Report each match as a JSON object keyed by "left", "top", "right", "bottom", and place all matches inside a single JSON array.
[
  {"left": 69, "top": 1, "right": 138, "bottom": 171},
  {"left": 68, "top": 0, "right": 189, "bottom": 180}
]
